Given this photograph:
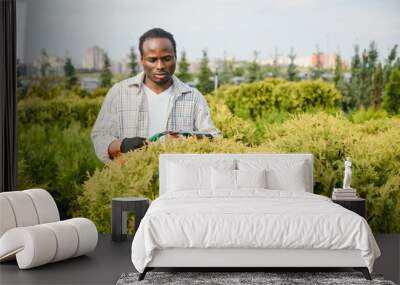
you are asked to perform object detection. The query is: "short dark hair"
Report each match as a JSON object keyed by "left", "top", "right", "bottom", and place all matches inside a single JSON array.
[{"left": 139, "top": 28, "right": 177, "bottom": 58}]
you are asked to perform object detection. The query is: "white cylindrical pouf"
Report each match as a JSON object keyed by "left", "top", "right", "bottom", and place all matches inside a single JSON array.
[
  {"left": 0, "top": 226, "right": 57, "bottom": 269},
  {"left": 0, "top": 192, "right": 39, "bottom": 227},
  {"left": 42, "top": 221, "right": 79, "bottom": 262},
  {"left": 23, "top": 189, "right": 60, "bottom": 224},
  {"left": 65, "top": 218, "right": 98, "bottom": 257},
  {"left": 0, "top": 189, "right": 98, "bottom": 269},
  {"left": 0, "top": 196, "right": 17, "bottom": 237}
]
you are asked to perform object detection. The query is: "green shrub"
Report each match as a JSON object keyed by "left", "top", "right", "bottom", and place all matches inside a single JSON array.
[
  {"left": 24, "top": 76, "right": 65, "bottom": 100},
  {"left": 90, "top": 87, "right": 109, "bottom": 98},
  {"left": 205, "top": 95, "right": 261, "bottom": 145},
  {"left": 18, "top": 123, "right": 102, "bottom": 219},
  {"left": 78, "top": 113, "right": 400, "bottom": 233},
  {"left": 76, "top": 137, "right": 248, "bottom": 233},
  {"left": 383, "top": 68, "right": 400, "bottom": 114},
  {"left": 212, "top": 79, "right": 342, "bottom": 121},
  {"left": 17, "top": 79, "right": 399, "bottom": 234},
  {"left": 259, "top": 112, "right": 400, "bottom": 232},
  {"left": 214, "top": 79, "right": 280, "bottom": 120},
  {"left": 18, "top": 96, "right": 102, "bottom": 128},
  {"left": 348, "top": 107, "right": 390, "bottom": 123}
]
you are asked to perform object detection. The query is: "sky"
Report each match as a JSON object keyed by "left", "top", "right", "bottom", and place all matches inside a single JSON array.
[{"left": 16, "top": 0, "right": 400, "bottom": 65}]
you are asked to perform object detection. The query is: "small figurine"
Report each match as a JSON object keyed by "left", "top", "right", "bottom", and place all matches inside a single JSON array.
[{"left": 343, "top": 157, "right": 352, "bottom": 189}]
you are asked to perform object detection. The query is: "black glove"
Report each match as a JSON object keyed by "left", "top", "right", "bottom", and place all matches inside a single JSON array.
[{"left": 120, "top": 137, "right": 147, "bottom": 153}]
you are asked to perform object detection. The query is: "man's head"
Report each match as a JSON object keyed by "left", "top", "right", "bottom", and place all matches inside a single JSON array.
[{"left": 139, "top": 28, "right": 177, "bottom": 86}]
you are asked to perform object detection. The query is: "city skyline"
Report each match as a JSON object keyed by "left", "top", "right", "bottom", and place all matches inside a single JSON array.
[
  {"left": 27, "top": 45, "right": 343, "bottom": 75},
  {"left": 16, "top": 0, "right": 400, "bottom": 65}
]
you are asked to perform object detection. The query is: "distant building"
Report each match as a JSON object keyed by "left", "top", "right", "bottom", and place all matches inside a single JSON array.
[
  {"left": 83, "top": 46, "right": 105, "bottom": 71},
  {"left": 263, "top": 56, "right": 313, "bottom": 68},
  {"left": 111, "top": 57, "right": 131, "bottom": 74},
  {"left": 295, "top": 56, "right": 313, "bottom": 68},
  {"left": 120, "top": 57, "right": 130, "bottom": 74},
  {"left": 81, "top": 77, "right": 100, "bottom": 92},
  {"left": 33, "top": 55, "right": 65, "bottom": 75},
  {"left": 262, "top": 56, "right": 290, "bottom": 66},
  {"left": 17, "top": 61, "right": 37, "bottom": 77},
  {"left": 189, "top": 61, "right": 201, "bottom": 73},
  {"left": 111, "top": 61, "right": 123, "bottom": 74},
  {"left": 311, "top": 53, "right": 336, "bottom": 69}
]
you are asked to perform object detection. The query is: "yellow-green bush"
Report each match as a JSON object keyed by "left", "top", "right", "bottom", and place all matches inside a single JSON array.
[
  {"left": 77, "top": 138, "right": 248, "bottom": 233},
  {"left": 206, "top": 95, "right": 261, "bottom": 145},
  {"left": 90, "top": 87, "right": 109, "bottom": 98},
  {"left": 23, "top": 76, "right": 65, "bottom": 100},
  {"left": 77, "top": 113, "right": 400, "bottom": 233},
  {"left": 212, "top": 79, "right": 342, "bottom": 121},
  {"left": 18, "top": 96, "right": 102, "bottom": 128},
  {"left": 258, "top": 113, "right": 400, "bottom": 233},
  {"left": 348, "top": 107, "right": 391, "bottom": 123},
  {"left": 18, "top": 79, "right": 399, "bottom": 233}
]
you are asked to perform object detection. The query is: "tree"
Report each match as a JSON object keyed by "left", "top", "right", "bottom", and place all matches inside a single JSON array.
[
  {"left": 371, "top": 63, "right": 384, "bottom": 110},
  {"left": 382, "top": 68, "right": 400, "bottom": 114},
  {"left": 197, "top": 49, "right": 213, "bottom": 93},
  {"left": 367, "top": 42, "right": 378, "bottom": 72},
  {"left": 363, "top": 41, "right": 379, "bottom": 107},
  {"left": 333, "top": 52, "right": 351, "bottom": 111},
  {"left": 349, "top": 45, "right": 362, "bottom": 109},
  {"left": 128, "top": 47, "right": 139, "bottom": 76},
  {"left": 40, "top": 48, "right": 50, "bottom": 77},
  {"left": 311, "top": 45, "right": 323, "bottom": 80},
  {"left": 272, "top": 48, "right": 280, "bottom": 78},
  {"left": 176, "top": 50, "right": 192, "bottom": 82},
  {"left": 64, "top": 57, "right": 78, "bottom": 89},
  {"left": 234, "top": 66, "right": 245, "bottom": 77},
  {"left": 351, "top": 45, "right": 361, "bottom": 75},
  {"left": 219, "top": 52, "right": 234, "bottom": 84},
  {"left": 287, "top": 47, "right": 298, "bottom": 81},
  {"left": 100, "top": 53, "right": 112, "bottom": 88},
  {"left": 395, "top": 58, "right": 400, "bottom": 69},
  {"left": 383, "top": 44, "right": 398, "bottom": 85},
  {"left": 358, "top": 49, "right": 371, "bottom": 108},
  {"left": 247, "top": 50, "right": 261, "bottom": 83},
  {"left": 334, "top": 53, "right": 343, "bottom": 86}
]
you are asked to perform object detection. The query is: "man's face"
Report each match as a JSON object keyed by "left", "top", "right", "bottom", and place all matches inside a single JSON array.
[{"left": 141, "top": 38, "right": 176, "bottom": 85}]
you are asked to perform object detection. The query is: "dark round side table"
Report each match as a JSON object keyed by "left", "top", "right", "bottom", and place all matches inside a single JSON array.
[{"left": 112, "top": 197, "right": 150, "bottom": 242}]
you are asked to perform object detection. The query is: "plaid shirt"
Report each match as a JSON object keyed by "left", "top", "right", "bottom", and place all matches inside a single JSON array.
[{"left": 91, "top": 72, "right": 221, "bottom": 162}]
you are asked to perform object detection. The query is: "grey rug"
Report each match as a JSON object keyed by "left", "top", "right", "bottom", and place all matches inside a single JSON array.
[{"left": 116, "top": 271, "right": 396, "bottom": 285}]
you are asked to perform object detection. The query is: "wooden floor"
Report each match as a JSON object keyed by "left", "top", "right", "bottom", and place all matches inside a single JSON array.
[{"left": 0, "top": 234, "right": 399, "bottom": 285}]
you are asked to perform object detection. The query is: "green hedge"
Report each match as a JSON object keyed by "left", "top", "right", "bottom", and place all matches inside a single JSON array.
[
  {"left": 348, "top": 107, "right": 390, "bottom": 123},
  {"left": 205, "top": 95, "right": 262, "bottom": 145},
  {"left": 76, "top": 138, "right": 248, "bottom": 233},
  {"left": 17, "top": 90, "right": 262, "bottom": 145},
  {"left": 17, "top": 79, "right": 399, "bottom": 233},
  {"left": 212, "top": 79, "right": 342, "bottom": 121},
  {"left": 18, "top": 123, "right": 102, "bottom": 219},
  {"left": 77, "top": 113, "right": 400, "bottom": 233},
  {"left": 263, "top": 113, "right": 400, "bottom": 233},
  {"left": 18, "top": 96, "right": 102, "bottom": 128}
]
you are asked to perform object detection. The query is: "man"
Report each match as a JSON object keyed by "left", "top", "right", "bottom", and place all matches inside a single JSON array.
[{"left": 91, "top": 28, "right": 221, "bottom": 162}]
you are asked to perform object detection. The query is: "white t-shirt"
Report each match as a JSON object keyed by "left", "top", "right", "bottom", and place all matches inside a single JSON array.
[{"left": 143, "top": 84, "right": 173, "bottom": 138}]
